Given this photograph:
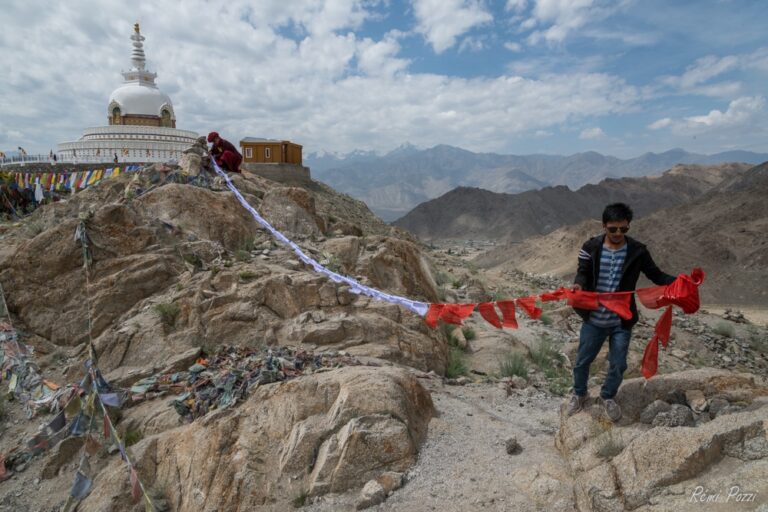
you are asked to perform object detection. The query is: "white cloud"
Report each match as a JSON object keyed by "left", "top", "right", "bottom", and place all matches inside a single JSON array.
[
  {"left": 662, "top": 55, "right": 740, "bottom": 90},
  {"left": 579, "top": 127, "right": 605, "bottom": 139},
  {"left": 524, "top": 0, "right": 622, "bottom": 45},
  {"left": 647, "top": 118, "right": 672, "bottom": 130},
  {"left": 458, "top": 36, "right": 486, "bottom": 53},
  {"left": 681, "top": 96, "right": 765, "bottom": 132},
  {"left": 506, "top": 0, "right": 528, "bottom": 12},
  {"left": 504, "top": 41, "right": 523, "bottom": 52},
  {"left": 412, "top": 0, "right": 493, "bottom": 53}
]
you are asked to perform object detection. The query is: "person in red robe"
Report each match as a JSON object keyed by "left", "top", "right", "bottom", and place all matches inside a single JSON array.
[{"left": 207, "top": 132, "right": 242, "bottom": 173}]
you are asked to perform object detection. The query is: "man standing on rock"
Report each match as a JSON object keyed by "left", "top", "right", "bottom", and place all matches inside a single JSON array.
[
  {"left": 566, "top": 203, "right": 675, "bottom": 421},
  {"left": 207, "top": 131, "right": 242, "bottom": 173}
]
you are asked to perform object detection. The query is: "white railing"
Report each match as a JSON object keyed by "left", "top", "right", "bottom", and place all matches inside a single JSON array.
[
  {"left": 1, "top": 155, "right": 176, "bottom": 167},
  {"left": 0, "top": 155, "right": 55, "bottom": 166}
]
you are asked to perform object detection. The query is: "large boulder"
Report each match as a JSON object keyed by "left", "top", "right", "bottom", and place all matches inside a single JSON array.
[
  {"left": 557, "top": 369, "right": 768, "bottom": 511},
  {"left": 81, "top": 366, "right": 434, "bottom": 511}
]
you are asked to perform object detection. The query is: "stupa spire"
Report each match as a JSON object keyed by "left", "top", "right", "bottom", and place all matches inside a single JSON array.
[
  {"left": 130, "top": 23, "right": 146, "bottom": 71},
  {"left": 121, "top": 23, "right": 157, "bottom": 86}
]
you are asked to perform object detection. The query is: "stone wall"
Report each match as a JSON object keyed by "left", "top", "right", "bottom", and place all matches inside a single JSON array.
[{"left": 242, "top": 162, "right": 312, "bottom": 186}]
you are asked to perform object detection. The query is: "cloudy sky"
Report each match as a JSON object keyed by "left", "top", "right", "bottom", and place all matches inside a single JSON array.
[{"left": 2, "top": 0, "right": 767, "bottom": 157}]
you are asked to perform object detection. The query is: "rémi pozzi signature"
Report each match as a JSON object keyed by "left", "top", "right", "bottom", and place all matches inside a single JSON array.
[{"left": 689, "top": 485, "right": 758, "bottom": 503}]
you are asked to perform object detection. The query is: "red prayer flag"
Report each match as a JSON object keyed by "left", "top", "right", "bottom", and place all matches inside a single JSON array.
[
  {"left": 439, "top": 304, "right": 476, "bottom": 325},
  {"left": 130, "top": 467, "right": 142, "bottom": 502},
  {"left": 641, "top": 306, "right": 674, "bottom": 379},
  {"left": 539, "top": 289, "right": 567, "bottom": 302},
  {"left": 568, "top": 290, "right": 600, "bottom": 310},
  {"left": 477, "top": 302, "right": 502, "bottom": 329},
  {"left": 425, "top": 304, "right": 444, "bottom": 328},
  {"left": 516, "top": 297, "right": 542, "bottom": 320},
  {"left": 598, "top": 292, "right": 633, "bottom": 320},
  {"left": 636, "top": 285, "right": 666, "bottom": 309},
  {"left": 495, "top": 300, "right": 518, "bottom": 328}
]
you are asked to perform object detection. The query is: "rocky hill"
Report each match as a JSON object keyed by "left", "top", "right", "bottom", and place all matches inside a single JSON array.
[
  {"left": 394, "top": 163, "right": 751, "bottom": 242},
  {"left": 0, "top": 165, "right": 447, "bottom": 511},
  {"left": 1, "top": 161, "right": 767, "bottom": 511},
  {"left": 310, "top": 145, "right": 768, "bottom": 220},
  {"left": 474, "top": 161, "right": 768, "bottom": 305}
]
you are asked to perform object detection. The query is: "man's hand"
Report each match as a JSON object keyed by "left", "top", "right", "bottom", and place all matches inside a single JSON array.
[{"left": 571, "top": 284, "right": 582, "bottom": 292}]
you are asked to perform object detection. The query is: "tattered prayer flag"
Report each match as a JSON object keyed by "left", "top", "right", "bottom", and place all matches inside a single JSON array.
[
  {"left": 118, "top": 442, "right": 128, "bottom": 462},
  {"left": 99, "top": 393, "right": 121, "bottom": 407},
  {"left": 495, "top": 301, "right": 518, "bottom": 329},
  {"left": 70, "top": 470, "right": 92, "bottom": 499},
  {"left": 7, "top": 373, "right": 17, "bottom": 393},
  {"left": 28, "top": 432, "right": 50, "bottom": 455},
  {"left": 130, "top": 467, "right": 142, "bottom": 502},
  {"left": 85, "top": 435, "right": 101, "bottom": 455},
  {"left": 65, "top": 395, "right": 83, "bottom": 417},
  {"left": 48, "top": 410, "right": 66, "bottom": 433},
  {"left": 103, "top": 412, "right": 111, "bottom": 440},
  {"left": 477, "top": 302, "right": 502, "bottom": 329},
  {"left": 68, "top": 411, "right": 89, "bottom": 437}
]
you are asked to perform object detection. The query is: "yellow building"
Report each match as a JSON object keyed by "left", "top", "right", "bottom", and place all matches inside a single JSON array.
[{"left": 240, "top": 138, "right": 302, "bottom": 165}]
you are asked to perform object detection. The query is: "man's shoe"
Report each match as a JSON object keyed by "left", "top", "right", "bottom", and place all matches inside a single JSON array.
[
  {"left": 565, "top": 393, "right": 587, "bottom": 416},
  {"left": 603, "top": 398, "right": 622, "bottom": 422}
]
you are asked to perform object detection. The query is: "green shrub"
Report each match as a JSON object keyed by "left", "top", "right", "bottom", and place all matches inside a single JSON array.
[
  {"left": 451, "top": 279, "right": 462, "bottom": 289},
  {"left": 154, "top": 302, "right": 180, "bottom": 326},
  {"left": 234, "top": 249, "right": 250, "bottom": 262},
  {"left": 239, "top": 271, "right": 258, "bottom": 280},
  {"left": 462, "top": 327, "right": 476, "bottom": 341},
  {"left": 531, "top": 336, "right": 570, "bottom": 395},
  {"left": 124, "top": 429, "right": 143, "bottom": 447},
  {"left": 499, "top": 352, "right": 528, "bottom": 379},
  {"left": 539, "top": 313, "right": 553, "bottom": 326},
  {"left": 292, "top": 491, "right": 309, "bottom": 508},
  {"left": 446, "top": 348, "right": 468, "bottom": 378},
  {"left": 0, "top": 394, "right": 6, "bottom": 422},
  {"left": 713, "top": 322, "right": 735, "bottom": 338}
]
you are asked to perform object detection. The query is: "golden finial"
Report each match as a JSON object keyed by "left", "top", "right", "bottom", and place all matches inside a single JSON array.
[{"left": 134, "top": 23, "right": 140, "bottom": 33}]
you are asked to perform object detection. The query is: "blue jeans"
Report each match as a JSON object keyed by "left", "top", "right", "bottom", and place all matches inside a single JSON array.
[{"left": 572, "top": 322, "right": 632, "bottom": 399}]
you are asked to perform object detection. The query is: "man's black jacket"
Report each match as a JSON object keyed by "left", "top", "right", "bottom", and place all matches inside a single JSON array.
[{"left": 573, "top": 235, "right": 675, "bottom": 329}]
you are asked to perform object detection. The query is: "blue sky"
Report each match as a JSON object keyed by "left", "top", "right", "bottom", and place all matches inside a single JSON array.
[{"left": 1, "top": 0, "right": 767, "bottom": 158}]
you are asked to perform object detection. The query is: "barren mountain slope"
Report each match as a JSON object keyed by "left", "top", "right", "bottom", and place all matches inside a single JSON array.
[
  {"left": 394, "top": 163, "right": 751, "bottom": 242},
  {"left": 474, "top": 161, "right": 768, "bottom": 305}
]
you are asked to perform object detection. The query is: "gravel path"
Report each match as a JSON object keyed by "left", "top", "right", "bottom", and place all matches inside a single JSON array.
[{"left": 306, "top": 380, "right": 576, "bottom": 512}]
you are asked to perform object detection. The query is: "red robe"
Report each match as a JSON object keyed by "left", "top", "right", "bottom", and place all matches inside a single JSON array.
[{"left": 211, "top": 137, "right": 242, "bottom": 173}]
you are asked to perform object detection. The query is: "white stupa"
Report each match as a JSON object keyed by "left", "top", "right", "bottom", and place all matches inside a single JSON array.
[{"left": 57, "top": 24, "right": 198, "bottom": 163}]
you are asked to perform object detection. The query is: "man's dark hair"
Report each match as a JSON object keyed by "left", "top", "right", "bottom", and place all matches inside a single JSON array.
[{"left": 602, "top": 202, "right": 633, "bottom": 223}]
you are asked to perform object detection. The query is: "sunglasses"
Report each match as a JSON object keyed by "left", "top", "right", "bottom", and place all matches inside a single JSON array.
[{"left": 606, "top": 226, "right": 629, "bottom": 234}]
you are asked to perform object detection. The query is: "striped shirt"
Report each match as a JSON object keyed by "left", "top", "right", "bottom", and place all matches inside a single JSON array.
[{"left": 589, "top": 244, "right": 627, "bottom": 327}]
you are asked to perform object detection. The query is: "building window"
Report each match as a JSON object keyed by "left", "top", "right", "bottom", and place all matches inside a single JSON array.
[
  {"left": 245, "top": 147, "right": 253, "bottom": 159},
  {"left": 265, "top": 147, "right": 271, "bottom": 159}
]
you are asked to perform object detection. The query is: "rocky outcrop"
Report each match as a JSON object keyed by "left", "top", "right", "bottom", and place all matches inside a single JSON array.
[
  {"left": 0, "top": 169, "right": 446, "bottom": 376},
  {"left": 81, "top": 366, "right": 434, "bottom": 511},
  {"left": 556, "top": 369, "right": 768, "bottom": 511}
]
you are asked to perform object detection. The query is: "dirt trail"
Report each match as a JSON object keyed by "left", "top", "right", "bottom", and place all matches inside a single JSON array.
[{"left": 306, "top": 380, "right": 574, "bottom": 512}]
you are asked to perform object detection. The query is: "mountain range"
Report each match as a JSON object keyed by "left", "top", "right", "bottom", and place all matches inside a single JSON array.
[
  {"left": 305, "top": 145, "right": 768, "bottom": 221},
  {"left": 392, "top": 163, "right": 754, "bottom": 242}
]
